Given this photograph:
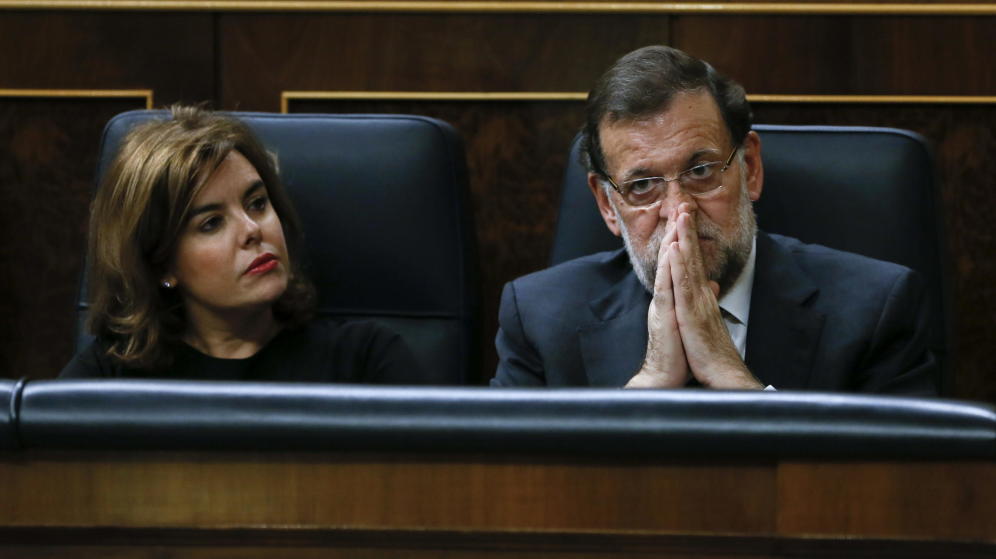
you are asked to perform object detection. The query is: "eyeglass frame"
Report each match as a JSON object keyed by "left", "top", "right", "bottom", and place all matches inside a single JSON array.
[{"left": 599, "top": 145, "right": 740, "bottom": 207}]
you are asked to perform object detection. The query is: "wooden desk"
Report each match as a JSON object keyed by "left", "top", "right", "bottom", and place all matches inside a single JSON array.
[{"left": 1, "top": 451, "right": 993, "bottom": 557}]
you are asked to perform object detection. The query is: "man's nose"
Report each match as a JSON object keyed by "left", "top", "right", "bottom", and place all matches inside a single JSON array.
[{"left": 658, "top": 180, "right": 697, "bottom": 218}]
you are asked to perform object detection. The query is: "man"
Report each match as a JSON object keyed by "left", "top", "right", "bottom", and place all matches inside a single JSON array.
[{"left": 492, "top": 45, "right": 937, "bottom": 393}]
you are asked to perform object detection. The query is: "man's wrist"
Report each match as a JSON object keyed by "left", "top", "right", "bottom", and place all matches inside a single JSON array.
[
  {"left": 626, "top": 365, "right": 686, "bottom": 389},
  {"left": 696, "top": 361, "right": 764, "bottom": 390}
]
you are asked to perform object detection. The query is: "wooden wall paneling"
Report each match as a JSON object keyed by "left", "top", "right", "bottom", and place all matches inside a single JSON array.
[
  {"left": 288, "top": 96, "right": 584, "bottom": 384},
  {"left": 748, "top": 102, "right": 996, "bottom": 403},
  {"left": 671, "top": 16, "right": 996, "bottom": 95},
  {"left": 0, "top": 11, "right": 216, "bottom": 380},
  {"left": 218, "top": 12, "right": 673, "bottom": 111},
  {"left": 0, "top": 95, "right": 150, "bottom": 380},
  {"left": 0, "top": 12, "right": 215, "bottom": 104}
]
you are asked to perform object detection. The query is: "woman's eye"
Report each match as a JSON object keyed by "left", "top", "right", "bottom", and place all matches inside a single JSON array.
[
  {"left": 198, "top": 216, "right": 222, "bottom": 233},
  {"left": 248, "top": 196, "right": 268, "bottom": 212}
]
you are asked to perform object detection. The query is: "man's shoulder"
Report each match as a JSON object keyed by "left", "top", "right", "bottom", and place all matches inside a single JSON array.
[
  {"left": 763, "top": 232, "right": 918, "bottom": 296},
  {"left": 510, "top": 248, "right": 632, "bottom": 294}
]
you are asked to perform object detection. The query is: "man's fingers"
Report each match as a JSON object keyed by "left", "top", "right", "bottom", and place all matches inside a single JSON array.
[
  {"left": 653, "top": 235, "right": 672, "bottom": 294},
  {"left": 653, "top": 206, "right": 680, "bottom": 295},
  {"left": 708, "top": 280, "right": 720, "bottom": 298},
  {"left": 676, "top": 211, "right": 706, "bottom": 283},
  {"left": 668, "top": 241, "right": 692, "bottom": 297}
]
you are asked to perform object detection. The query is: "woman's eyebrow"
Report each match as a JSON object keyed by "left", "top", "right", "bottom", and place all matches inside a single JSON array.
[
  {"left": 189, "top": 202, "right": 222, "bottom": 219},
  {"left": 242, "top": 180, "right": 265, "bottom": 200}
]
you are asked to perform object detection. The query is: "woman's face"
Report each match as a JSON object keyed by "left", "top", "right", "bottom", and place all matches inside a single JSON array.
[{"left": 164, "top": 150, "right": 289, "bottom": 323}]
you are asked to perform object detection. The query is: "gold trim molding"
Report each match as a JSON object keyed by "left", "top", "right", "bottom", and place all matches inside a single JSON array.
[
  {"left": 1, "top": 1, "right": 995, "bottom": 15},
  {"left": 0, "top": 89, "right": 154, "bottom": 109},
  {"left": 749, "top": 94, "right": 996, "bottom": 104},
  {"left": 281, "top": 90, "right": 586, "bottom": 112},
  {"left": 282, "top": 91, "right": 996, "bottom": 112}
]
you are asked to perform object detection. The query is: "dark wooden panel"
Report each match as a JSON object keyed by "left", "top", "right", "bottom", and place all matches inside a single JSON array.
[
  {"left": 0, "top": 11, "right": 216, "bottom": 380},
  {"left": 673, "top": 16, "right": 996, "bottom": 95},
  {"left": 0, "top": 12, "right": 214, "bottom": 104},
  {"left": 750, "top": 103, "right": 996, "bottom": 403},
  {"left": 219, "top": 13, "right": 672, "bottom": 111},
  {"left": 0, "top": 97, "right": 148, "bottom": 380}
]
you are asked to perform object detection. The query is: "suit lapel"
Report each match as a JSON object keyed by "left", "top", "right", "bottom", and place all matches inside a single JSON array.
[
  {"left": 579, "top": 257, "right": 651, "bottom": 387},
  {"left": 745, "top": 233, "right": 825, "bottom": 389}
]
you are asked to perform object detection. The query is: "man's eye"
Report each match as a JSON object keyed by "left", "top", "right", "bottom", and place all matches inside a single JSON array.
[
  {"left": 686, "top": 163, "right": 716, "bottom": 181},
  {"left": 627, "top": 178, "right": 658, "bottom": 194}
]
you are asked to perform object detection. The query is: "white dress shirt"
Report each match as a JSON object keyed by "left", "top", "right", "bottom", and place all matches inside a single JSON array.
[
  {"left": 716, "top": 237, "right": 773, "bottom": 391},
  {"left": 717, "top": 236, "right": 756, "bottom": 359}
]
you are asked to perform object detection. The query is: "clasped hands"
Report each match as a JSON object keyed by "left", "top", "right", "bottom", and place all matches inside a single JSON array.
[{"left": 626, "top": 203, "right": 763, "bottom": 390}]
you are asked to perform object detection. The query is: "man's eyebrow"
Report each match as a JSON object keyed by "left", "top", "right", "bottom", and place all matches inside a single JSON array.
[
  {"left": 620, "top": 148, "right": 724, "bottom": 182},
  {"left": 686, "top": 148, "right": 723, "bottom": 164},
  {"left": 621, "top": 167, "right": 654, "bottom": 182}
]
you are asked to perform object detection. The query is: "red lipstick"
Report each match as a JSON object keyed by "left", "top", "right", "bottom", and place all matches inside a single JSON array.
[{"left": 246, "top": 253, "right": 278, "bottom": 275}]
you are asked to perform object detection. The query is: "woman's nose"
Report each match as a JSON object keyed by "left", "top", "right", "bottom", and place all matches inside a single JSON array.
[{"left": 240, "top": 213, "right": 263, "bottom": 245}]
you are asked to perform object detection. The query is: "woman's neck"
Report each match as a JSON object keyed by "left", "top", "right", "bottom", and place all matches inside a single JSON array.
[{"left": 182, "top": 306, "right": 283, "bottom": 359}]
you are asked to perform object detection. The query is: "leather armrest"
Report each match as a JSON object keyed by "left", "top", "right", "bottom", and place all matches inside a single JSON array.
[{"left": 15, "top": 380, "right": 995, "bottom": 458}]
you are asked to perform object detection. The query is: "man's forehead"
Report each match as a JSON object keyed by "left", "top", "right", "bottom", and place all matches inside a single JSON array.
[
  {"left": 600, "top": 90, "right": 725, "bottom": 139},
  {"left": 599, "top": 96, "right": 729, "bottom": 173}
]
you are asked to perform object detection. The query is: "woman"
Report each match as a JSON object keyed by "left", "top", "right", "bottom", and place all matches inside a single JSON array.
[{"left": 61, "top": 106, "right": 422, "bottom": 383}]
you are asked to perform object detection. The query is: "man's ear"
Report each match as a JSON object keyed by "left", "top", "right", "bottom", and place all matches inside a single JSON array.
[
  {"left": 743, "top": 130, "right": 764, "bottom": 202},
  {"left": 588, "top": 172, "right": 622, "bottom": 237}
]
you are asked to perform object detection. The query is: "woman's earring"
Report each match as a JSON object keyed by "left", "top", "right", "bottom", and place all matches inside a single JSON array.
[{"left": 161, "top": 280, "right": 174, "bottom": 289}]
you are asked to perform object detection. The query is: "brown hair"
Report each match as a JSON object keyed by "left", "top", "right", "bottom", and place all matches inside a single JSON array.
[
  {"left": 87, "top": 106, "right": 315, "bottom": 370},
  {"left": 581, "top": 45, "right": 753, "bottom": 178}
]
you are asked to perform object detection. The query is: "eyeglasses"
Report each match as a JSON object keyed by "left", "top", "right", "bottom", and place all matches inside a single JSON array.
[{"left": 602, "top": 146, "right": 739, "bottom": 207}]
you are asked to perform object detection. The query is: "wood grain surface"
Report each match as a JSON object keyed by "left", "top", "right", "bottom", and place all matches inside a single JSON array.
[{"left": 0, "top": 452, "right": 993, "bottom": 557}]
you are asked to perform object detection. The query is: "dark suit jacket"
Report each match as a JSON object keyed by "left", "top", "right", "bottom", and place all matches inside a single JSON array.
[{"left": 492, "top": 232, "right": 938, "bottom": 394}]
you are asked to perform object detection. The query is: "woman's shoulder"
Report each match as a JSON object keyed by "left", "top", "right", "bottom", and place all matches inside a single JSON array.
[{"left": 57, "top": 338, "right": 125, "bottom": 379}]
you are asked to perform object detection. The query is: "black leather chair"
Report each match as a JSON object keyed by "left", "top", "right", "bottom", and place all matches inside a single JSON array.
[
  {"left": 0, "top": 378, "right": 22, "bottom": 450},
  {"left": 13, "top": 379, "right": 996, "bottom": 458},
  {"left": 77, "top": 112, "right": 479, "bottom": 384},
  {"left": 550, "top": 125, "right": 950, "bottom": 388}
]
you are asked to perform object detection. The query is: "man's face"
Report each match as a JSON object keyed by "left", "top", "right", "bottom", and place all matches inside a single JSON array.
[{"left": 589, "top": 89, "right": 763, "bottom": 294}]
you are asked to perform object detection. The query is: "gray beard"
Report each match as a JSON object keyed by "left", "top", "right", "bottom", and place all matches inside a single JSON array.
[{"left": 613, "top": 178, "right": 757, "bottom": 297}]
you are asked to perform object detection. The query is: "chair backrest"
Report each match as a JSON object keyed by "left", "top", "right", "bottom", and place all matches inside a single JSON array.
[
  {"left": 550, "top": 125, "right": 950, "bottom": 386},
  {"left": 77, "top": 111, "right": 479, "bottom": 384}
]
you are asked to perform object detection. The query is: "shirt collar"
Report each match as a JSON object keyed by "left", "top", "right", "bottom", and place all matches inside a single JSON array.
[{"left": 718, "top": 236, "right": 756, "bottom": 326}]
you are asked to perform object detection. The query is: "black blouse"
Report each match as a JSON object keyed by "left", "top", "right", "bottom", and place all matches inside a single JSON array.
[{"left": 59, "top": 319, "right": 425, "bottom": 384}]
